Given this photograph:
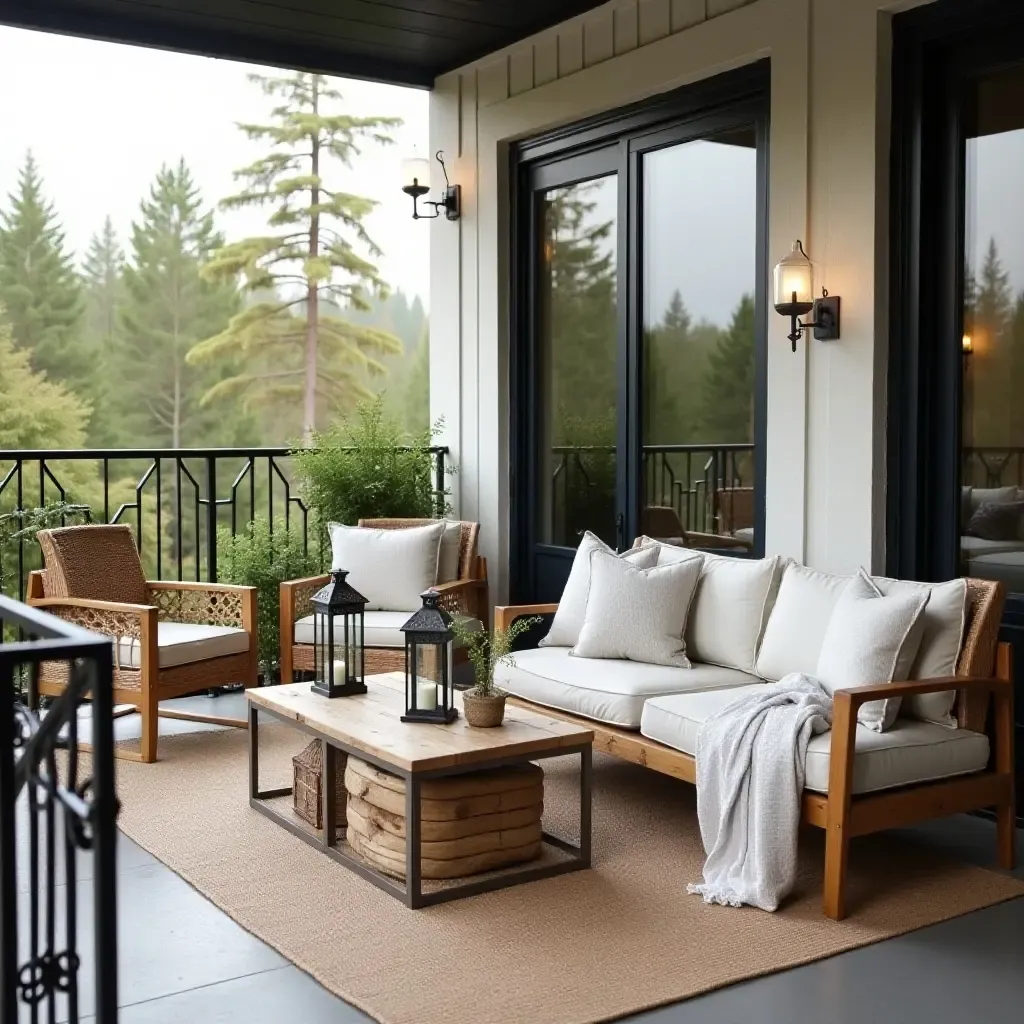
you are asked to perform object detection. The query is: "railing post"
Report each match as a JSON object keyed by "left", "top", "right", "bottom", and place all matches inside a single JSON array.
[
  {"left": 0, "top": 663, "right": 16, "bottom": 1024},
  {"left": 206, "top": 456, "right": 218, "bottom": 582},
  {"left": 434, "top": 449, "right": 445, "bottom": 518}
]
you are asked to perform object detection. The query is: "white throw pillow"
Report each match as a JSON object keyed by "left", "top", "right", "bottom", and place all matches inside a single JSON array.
[
  {"left": 540, "top": 532, "right": 658, "bottom": 648},
  {"left": 815, "top": 570, "right": 928, "bottom": 732},
  {"left": 328, "top": 522, "right": 445, "bottom": 612},
  {"left": 571, "top": 549, "right": 703, "bottom": 667},
  {"left": 874, "top": 576, "right": 968, "bottom": 727},
  {"left": 437, "top": 521, "right": 463, "bottom": 584},
  {"left": 755, "top": 563, "right": 851, "bottom": 681},
  {"left": 640, "top": 537, "right": 782, "bottom": 673}
]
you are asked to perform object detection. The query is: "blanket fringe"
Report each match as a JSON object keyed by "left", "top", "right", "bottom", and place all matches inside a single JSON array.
[{"left": 686, "top": 882, "right": 744, "bottom": 908}]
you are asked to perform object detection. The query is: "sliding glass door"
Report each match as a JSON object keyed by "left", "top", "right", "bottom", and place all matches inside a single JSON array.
[{"left": 512, "top": 67, "right": 768, "bottom": 603}]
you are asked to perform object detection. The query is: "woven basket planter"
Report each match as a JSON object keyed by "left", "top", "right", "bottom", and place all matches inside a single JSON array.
[
  {"left": 292, "top": 739, "right": 347, "bottom": 831},
  {"left": 462, "top": 692, "right": 507, "bottom": 727}
]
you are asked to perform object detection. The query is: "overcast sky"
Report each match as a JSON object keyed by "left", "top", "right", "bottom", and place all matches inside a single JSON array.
[{"left": 0, "top": 25, "right": 430, "bottom": 307}]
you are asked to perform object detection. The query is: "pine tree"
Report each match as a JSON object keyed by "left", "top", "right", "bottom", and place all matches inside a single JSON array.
[
  {"left": 0, "top": 151, "right": 86, "bottom": 383},
  {"left": 119, "top": 160, "right": 239, "bottom": 448},
  {"left": 188, "top": 72, "right": 404, "bottom": 439},
  {"left": 699, "top": 294, "right": 756, "bottom": 442},
  {"left": 80, "top": 216, "right": 127, "bottom": 446}
]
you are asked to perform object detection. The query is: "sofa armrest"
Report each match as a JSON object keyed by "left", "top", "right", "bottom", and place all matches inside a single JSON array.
[
  {"left": 146, "top": 581, "right": 255, "bottom": 631},
  {"left": 280, "top": 574, "right": 331, "bottom": 626},
  {"left": 433, "top": 576, "right": 486, "bottom": 620},
  {"left": 494, "top": 604, "right": 558, "bottom": 632}
]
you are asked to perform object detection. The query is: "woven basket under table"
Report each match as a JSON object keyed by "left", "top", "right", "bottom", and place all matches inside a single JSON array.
[{"left": 292, "top": 740, "right": 347, "bottom": 831}]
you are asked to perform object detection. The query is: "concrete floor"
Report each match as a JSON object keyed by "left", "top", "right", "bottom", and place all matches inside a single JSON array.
[{"left": 23, "top": 692, "right": 1024, "bottom": 1024}]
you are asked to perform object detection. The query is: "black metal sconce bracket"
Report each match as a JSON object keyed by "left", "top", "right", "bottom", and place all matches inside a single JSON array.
[
  {"left": 405, "top": 151, "right": 461, "bottom": 222},
  {"left": 787, "top": 291, "right": 841, "bottom": 351}
]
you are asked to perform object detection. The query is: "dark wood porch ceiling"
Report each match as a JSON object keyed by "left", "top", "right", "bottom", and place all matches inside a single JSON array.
[{"left": 0, "top": 0, "right": 610, "bottom": 87}]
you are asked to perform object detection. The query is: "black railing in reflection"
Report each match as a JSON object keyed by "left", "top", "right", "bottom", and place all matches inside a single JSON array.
[
  {"left": 0, "top": 447, "right": 449, "bottom": 602},
  {"left": 547, "top": 443, "right": 755, "bottom": 547},
  {"left": 1, "top": 595, "right": 118, "bottom": 1023},
  {"left": 963, "top": 447, "right": 1024, "bottom": 488}
]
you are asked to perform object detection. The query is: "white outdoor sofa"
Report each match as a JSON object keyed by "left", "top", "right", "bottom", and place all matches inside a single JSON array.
[{"left": 494, "top": 550, "right": 1016, "bottom": 920}]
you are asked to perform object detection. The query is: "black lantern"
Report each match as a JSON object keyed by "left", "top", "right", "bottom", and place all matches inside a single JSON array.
[
  {"left": 400, "top": 589, "right": 457, "bottom": 723},
  {"left": 310, "top": 570, "right": 367, "bottom": 698}
]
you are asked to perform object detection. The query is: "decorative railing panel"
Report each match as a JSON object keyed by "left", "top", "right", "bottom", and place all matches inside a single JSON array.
[
  {"left": 0, "top": 447, "right": 448, "bottom": 602},
  {"left": 545, "top": 443, "right": 755, "bottom": 548},
  {"left": 1, "top": 596, "right": 118, "bottom": 1023},
  {"left": 962, "top": 447, "right": 1024, "bottom": 489}
]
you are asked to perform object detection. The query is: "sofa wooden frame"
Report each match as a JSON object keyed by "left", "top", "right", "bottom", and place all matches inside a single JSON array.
[{"left": 495, "top": 593, "right": 1016, "bottom": 921}]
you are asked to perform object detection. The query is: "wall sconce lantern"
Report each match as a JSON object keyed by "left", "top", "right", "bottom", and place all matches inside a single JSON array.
[
  {"left": 401, "top": 150, "right": 461, "bottom": 221},
  {"left": 773, "top": 240, "right": 841, "bottom": 352}
]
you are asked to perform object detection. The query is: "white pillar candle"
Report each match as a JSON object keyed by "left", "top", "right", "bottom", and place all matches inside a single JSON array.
[
  {"left": 416, "top": 679, "right": 438, "bottom": 711},
  {"left": 331, "top": 658, "right": 347, "bottom": 685}
]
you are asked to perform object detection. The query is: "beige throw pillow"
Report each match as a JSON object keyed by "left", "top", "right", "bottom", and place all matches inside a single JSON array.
[
  {"left": 540, "top": 532, "right": 658, "bottom": 648},
  {"left": 571, "top": 549, "right": 703, "bottom": 668},
  {"left": 815, "top": 570, "right": 928, "bottom": 732},
  {"left": 328, "top": 522, "right": 445, "bottom": 612}
]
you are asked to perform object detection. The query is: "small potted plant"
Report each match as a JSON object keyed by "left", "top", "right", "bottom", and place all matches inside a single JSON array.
[{"left": 451, "top": 615, "right": 541, "bottom": 727}]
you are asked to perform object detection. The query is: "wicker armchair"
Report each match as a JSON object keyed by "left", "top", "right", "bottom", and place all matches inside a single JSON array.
[
  {"left": 280, "top": 518, "right": 488, "bottom": 683},
  {"left": 27, "top": 524, "right": 258, "bottom": 763}
]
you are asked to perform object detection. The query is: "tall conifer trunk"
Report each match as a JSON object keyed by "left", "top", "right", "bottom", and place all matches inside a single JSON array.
[{"left": 304, "top": 78, "right": 320, "bottom": 441}]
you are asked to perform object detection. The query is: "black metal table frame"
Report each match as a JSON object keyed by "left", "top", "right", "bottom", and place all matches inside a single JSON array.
[{"left": 247, "top": 702, "right": 592, "bottom": 908}]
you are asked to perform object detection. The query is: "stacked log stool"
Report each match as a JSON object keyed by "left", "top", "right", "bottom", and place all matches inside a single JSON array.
[{"left": 345, "top": 756, "right": 544, "bottom": 880}]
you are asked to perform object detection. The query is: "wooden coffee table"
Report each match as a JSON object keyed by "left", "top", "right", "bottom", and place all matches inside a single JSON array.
[{"left": 246, "top": 676, "right": 593, "bottom": 908}]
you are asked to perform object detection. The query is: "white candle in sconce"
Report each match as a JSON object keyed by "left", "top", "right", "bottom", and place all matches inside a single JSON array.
[{"left": 416, "top": 678, "right": 438, "bottom": 711}]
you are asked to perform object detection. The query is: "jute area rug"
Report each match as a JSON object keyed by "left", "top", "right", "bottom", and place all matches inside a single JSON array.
[{"left": 108, "top": 720, "right": 1023, "bottom": 1024}]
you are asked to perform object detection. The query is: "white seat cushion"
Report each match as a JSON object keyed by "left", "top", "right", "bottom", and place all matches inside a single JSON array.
[
  {"left": 494, "top": 646, "right": 763, "bottom": 728},
  {"left": 640, "top": 687, "right": 990, "bottom": 795},
  {"left": 294, "top": 611, "right": 482, "bottom": 649},
  {"left": 116, "top": 621, "right": 249, "bottom": 670}
]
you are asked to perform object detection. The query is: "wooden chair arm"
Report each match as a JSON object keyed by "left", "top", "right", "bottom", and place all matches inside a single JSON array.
[
  {"left": 833, "top": 674, "right": 1011, "bottom": 711},
  {"left": 494, "top": 604, "right": 559, "bottom": 632},
  {"left": 28, "top": 596, "right": 157, "bottom": 648},
  {"left": 280, "top": 574, "right": 330, "bottom": 625},
  {"left": 147, "top": 580, "right": 254, "bottom": 595}
]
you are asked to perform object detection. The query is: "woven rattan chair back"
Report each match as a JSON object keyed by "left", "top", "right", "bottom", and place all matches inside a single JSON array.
[
  {"left": 37, "top": 524, "right": 148, "bottom": 605},
  {"left": 357, "top": 518, "right": 480, "bottom": 580},
  {"left": 955, "top": 577, "right": 1006, "bottom": 731}
]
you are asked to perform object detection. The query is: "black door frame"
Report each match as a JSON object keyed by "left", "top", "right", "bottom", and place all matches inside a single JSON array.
[
  {"left": 890, "top": 0, "right": 1024, "bottom": 813},
  {"left": 509, "top": 60, "right": 771, "bottom": 603}
]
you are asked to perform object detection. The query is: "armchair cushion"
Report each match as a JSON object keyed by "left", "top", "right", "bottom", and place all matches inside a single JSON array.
[
  {"left": 116, "top": 622, "right": 249, "bottom": 670},
  {"left": 328, "top": 522, "right": 446, "bottom": 611},
  {"left": 640, "top": 686, "right": 989, "bottom": 794},
  {"left": 438, "top": 521, "right": 463, "bottom": 583},
  {"left": 38, "top": 524, "right": 147, "bottom": 605},
  {"left": 294, "top": 610, "right": 483, "bottom": 649},
  {"left": 495, "top": 646, "right": 761, "bottom": 728}
]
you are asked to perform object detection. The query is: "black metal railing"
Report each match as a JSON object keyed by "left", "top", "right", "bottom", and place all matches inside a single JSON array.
[
  {"left": 1, "top": 595, "right": 118, "bottom": 1023},
  {"left": 546, "top": 442, "right": 755, "bottom": 547},
  {"left": 963, "top": 446, "right": 1024, "bottom": 489},
  {"left": 0, "top": 447, "right": 449, "bottom": 601}
]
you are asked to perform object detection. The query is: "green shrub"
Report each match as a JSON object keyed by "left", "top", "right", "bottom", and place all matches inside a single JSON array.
[
  {"left": 291, "top": 396, "right": 451, "bottom": 529},
  {"left": 218, "top": 517, "right": 319, "bottom": 674}
]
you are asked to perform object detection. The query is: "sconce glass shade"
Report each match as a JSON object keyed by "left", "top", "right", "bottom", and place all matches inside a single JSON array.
[
  {"left": 401, "top": 156, "right": 431, "bottom": 197},
  {"left": 773, "top": 241, "right": 815, "bottom": 316}
]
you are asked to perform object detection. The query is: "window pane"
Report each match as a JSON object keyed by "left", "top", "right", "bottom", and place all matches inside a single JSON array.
[
  {"left": 961, "top": 65, "right": 1024, "bottom": 595},
  {"left": 641, "top": 130, "right": 758, "bottom": 550},
  {"left": 537, "top": 176, "right": 618, "bottom": 548}
]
